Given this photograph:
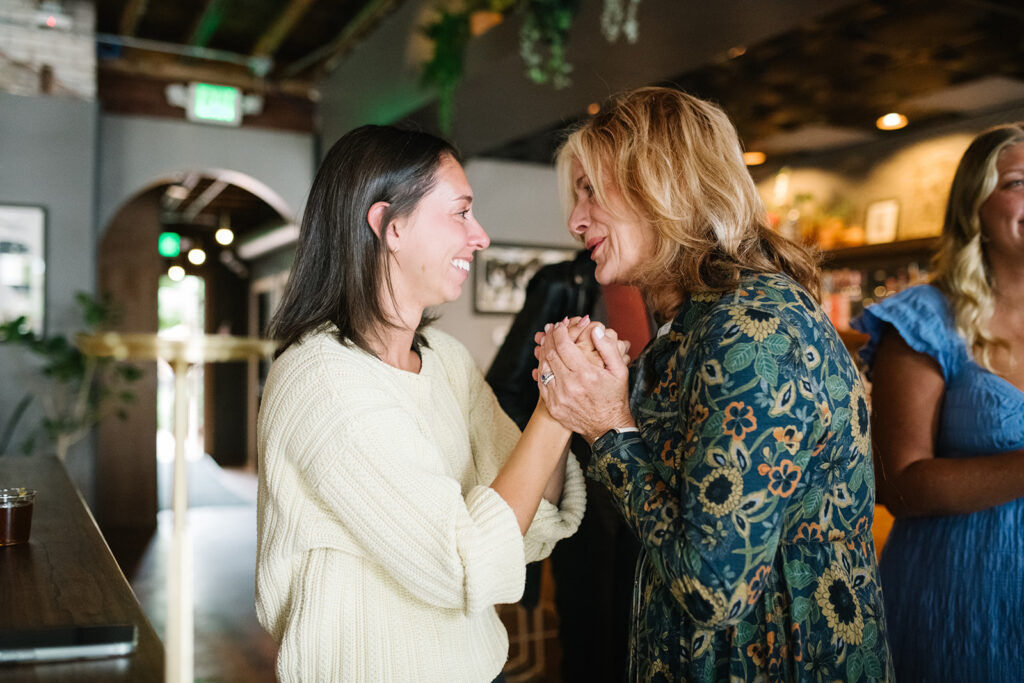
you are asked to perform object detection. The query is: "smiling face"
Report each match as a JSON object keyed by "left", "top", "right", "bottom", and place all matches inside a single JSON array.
[
  {"left": 568, "top": 159, "right": 656, "bottom": 285},
  {"left": 387, "top": 155, "right": 490, "bottom": 316},
  {"left": 979, "top": 141, "right": 1024, "bottom": 263}
]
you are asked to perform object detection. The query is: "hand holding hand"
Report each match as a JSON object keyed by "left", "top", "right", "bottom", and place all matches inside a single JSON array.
[
  {"left": 534, "top": 321, "right": 635, "bottom": 443},
  {"left": 533, "top": 320, "right": 631, "bottom": 371}
]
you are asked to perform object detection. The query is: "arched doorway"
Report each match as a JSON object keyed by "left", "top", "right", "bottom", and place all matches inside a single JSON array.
[{"left": 96, "top": 170, "right": 293, "bottom": 531}]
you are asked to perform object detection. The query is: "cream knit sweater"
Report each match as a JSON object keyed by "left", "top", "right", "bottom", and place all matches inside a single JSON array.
[{"left": 256, "top": 326, "right": 586, "bottom": 682}]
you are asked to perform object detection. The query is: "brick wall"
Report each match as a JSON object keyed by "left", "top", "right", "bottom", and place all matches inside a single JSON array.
[{"left": 0, "top": 0, "right": 95, "bottom": 99}]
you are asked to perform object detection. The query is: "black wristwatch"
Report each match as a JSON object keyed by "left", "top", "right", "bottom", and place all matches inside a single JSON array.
[{"left": 593, "top": 426, "right": 640, "bottom": 449}]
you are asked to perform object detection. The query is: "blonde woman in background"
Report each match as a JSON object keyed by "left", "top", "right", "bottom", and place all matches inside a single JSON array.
[
  {"left": 534, "top": 87, "right": 894, "bottom": 681},
  {"left": 852, "top": 122, "right": 1024, "bottom": 681}
]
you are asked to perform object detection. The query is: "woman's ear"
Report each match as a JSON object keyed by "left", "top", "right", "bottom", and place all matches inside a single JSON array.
[
  {"left": 367, "top": 201, "right": 401, "bottom": 253},
  {"left": 367, "top": 201, "right": 389, "bottom": 238}
]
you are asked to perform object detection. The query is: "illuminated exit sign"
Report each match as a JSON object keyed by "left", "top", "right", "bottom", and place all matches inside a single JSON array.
[{"left": 187, "top": 83, "right": 241, "bottom": 126}]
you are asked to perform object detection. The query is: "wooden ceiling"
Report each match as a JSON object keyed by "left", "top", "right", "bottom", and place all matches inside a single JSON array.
[
  {"left": 95, "top": 0, "right": 403, "bottom": 129},
  {"left": 482, "top": 0, "right": 1024, "bottom": 162},
  {"left": 90, "top": 0, "right": 1024, "bottom": 248}
]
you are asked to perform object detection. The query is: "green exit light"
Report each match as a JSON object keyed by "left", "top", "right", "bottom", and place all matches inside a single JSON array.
[
  {"left": 158, "top": 232, "right": 181, "bottom": 257},
  {"left": 188, "top": 83, "right": 241, "bottom": 126}
]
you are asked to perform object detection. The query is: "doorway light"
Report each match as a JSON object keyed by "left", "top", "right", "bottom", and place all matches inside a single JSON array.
[
  {"left": 168, "top": 265, "right": 186, "bottom": 281},
  {"left": 215, "top": 228, "right": 234, "bottom": 245},
  {"left": 187, "top": 248, "right": 206, "bottom": 265},
  {"left": 876, "top": 113, "right": 908, "bottom": 131}
]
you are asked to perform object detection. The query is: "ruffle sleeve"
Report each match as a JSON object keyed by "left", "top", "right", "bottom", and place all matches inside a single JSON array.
[{"left": 850, "top": 284, "right": 967, "bottom": 383}]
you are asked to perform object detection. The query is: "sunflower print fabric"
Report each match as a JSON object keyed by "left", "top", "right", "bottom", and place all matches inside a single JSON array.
[{"left": 588, "top": 272, "right": 893, "bottom": 682}]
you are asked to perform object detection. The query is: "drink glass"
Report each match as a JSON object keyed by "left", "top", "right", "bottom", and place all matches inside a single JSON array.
[{"left": 0, "top": 488, "right": 36, "bottom": 546}]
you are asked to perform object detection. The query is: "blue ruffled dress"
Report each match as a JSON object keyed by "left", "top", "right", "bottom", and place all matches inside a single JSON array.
[{"left": 852, "top": 284, "right": 1024, "bottom": 682}]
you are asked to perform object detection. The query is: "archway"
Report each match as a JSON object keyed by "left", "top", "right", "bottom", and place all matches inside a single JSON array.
[{"left": 96, "top": 171, "right": 293, "bottom": 531}]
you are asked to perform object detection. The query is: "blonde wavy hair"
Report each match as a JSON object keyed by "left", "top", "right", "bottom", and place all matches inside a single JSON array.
[
  {"left": 930, "top": 122, "right": 1024, "bottom": 373},
  {"left": 555, "top": 87, "right": 820, "bottom": 320}
]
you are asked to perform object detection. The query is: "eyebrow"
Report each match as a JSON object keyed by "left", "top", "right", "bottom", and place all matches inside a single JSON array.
[{"left": 454, "top": 194, "right": 473, "bottom": 203}]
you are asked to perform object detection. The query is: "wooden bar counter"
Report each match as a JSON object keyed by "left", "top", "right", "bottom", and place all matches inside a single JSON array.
[{"left": 0, "top": 456, "right": 163, "bottom": 681}]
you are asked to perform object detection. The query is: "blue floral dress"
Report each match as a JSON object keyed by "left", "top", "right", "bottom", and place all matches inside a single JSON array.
[
  {"left": 853, "top": 284, "right": 1024, "bottom": 682},
  {"left": 589, "top": 272, "right": 893, "bottom": 682}
]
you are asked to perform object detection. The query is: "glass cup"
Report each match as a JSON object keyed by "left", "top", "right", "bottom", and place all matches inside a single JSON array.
[{"left": 0, "top": 488, "right": 36, "bottom": 546}]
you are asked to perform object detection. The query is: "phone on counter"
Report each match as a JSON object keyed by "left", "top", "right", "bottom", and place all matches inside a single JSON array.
[{"left": 0, "top": 624, "right": 137, "bottom": 664}]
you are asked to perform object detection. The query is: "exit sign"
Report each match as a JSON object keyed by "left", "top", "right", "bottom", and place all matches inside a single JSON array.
[{"left": 187, "top": 82, "right": 241, "bottom": 126}]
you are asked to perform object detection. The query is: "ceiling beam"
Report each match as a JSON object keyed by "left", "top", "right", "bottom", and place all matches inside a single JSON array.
[
  {"left": 182, "top": 179, "right": 229, "bottom": 223},
  {"left": 99, "top": 58, "right": 316, "bottom": 99},
  {"left": 118, "top": 0, "right": 149, "bottom": 37},
  {"left": 252, "top": 0, "right": 317, "bottom": 58},
  {"left": 188, "top": 0, "right": 230, "bottom": 48},
  {"left": 282, "top": 0, "right": 400, "bottom": 78}
]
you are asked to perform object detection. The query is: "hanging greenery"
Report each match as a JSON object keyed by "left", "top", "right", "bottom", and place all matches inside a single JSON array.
[
  {"left": 420, "top": 7, "right": 472, "bottom": 133},
  {"left": 518, "top": 0, "right": 580, "bottom": 88},
  {"left": 420, "top": 0, "right": 582, "bottom": 130},
  {"left": 419, "top": 0, "right": 642, "bottom": 130}
]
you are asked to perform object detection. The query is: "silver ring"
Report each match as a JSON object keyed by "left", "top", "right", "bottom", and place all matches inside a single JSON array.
[{"left": 540, "top": 371, "right": 555, "bottom": 386}]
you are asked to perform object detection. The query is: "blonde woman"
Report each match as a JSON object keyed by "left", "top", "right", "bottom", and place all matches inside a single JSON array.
[
  {"left": 535, "top": 87, "right": 893, "bottom": 681},
  {"left": 852, "top": 123, "right": 1024, "bottom": 681}
]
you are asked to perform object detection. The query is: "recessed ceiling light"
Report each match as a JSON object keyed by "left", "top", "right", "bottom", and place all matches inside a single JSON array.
[
  {"left": 187, "top": 248, "right": 206, "bottom": 265},
  {"left": 168, "top": 265, "right": 186, "bottom": 282},
  {"left": 876, "top": 113, "right": 908, "bottom": 131},
  {"left": 743, "top": 151, "right": 766, "bottom": 166},
  {"left": 215, "top": 228, "right": 234, "bottom": 245}
]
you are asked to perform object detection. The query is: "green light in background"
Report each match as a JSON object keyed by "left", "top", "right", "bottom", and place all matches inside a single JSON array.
[
  {"left": 189, "top": 83, "right": 241, "bottom": 125},
  {"left": 158, "top": 232, "right": 181, "bottom": 257}
]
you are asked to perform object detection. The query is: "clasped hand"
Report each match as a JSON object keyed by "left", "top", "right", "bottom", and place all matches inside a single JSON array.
[{"left": 532, "top": 317, "right": 635, "bottom": 444}]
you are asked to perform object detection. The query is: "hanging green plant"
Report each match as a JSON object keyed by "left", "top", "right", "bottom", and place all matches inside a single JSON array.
[
  {"left": 518, "top": 0, "right": 580, "bottom": 88},
  {"left": 420, "top": 7, "right": 472, "bottom": 133},
  {"left": 419, "top": 0, "right": 587, "bottom": 130}
]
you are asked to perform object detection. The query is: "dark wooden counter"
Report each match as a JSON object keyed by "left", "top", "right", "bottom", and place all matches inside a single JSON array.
[{"left": 0, "top": 456, "right": 164, "bottom": 681}]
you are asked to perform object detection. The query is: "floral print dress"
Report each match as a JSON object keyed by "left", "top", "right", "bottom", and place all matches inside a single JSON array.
[{"left": 588, "top": 272, "right": 893, "bottom": 682}]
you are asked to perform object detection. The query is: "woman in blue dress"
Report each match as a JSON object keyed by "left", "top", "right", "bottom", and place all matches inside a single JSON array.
[{"left": 852, "top": 122, "right": 1024, "bottom": 681}]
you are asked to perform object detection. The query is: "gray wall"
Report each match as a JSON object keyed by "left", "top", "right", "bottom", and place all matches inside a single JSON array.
[
  {"left": 1, "top": 95, "right": 318, "bottom": 505},
  {"left": 98, "top": 115, "right": 316, "bottom": 232},
  {"left": 0, "top": 92, "right": 99, "bottom": 492}
]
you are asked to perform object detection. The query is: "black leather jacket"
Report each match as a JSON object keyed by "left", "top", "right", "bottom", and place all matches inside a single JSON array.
[{"left": 485, "top": 249, "right": 600, "bottom": 431}]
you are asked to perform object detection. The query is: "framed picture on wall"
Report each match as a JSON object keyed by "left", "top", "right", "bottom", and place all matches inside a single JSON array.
[
  {"left": 864, "top": 198, "right": 900, "bottom": 244},
  {"left": 0, "top": 204, "right": 46, "bottom": 335},
  {"left": 473, "top": 243, "right": 578, "bottom": 314}
]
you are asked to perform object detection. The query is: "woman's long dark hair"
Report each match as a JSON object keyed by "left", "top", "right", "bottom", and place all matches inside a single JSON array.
[{"left": 268, "top": 125, "right": 459, "bottom": 357}]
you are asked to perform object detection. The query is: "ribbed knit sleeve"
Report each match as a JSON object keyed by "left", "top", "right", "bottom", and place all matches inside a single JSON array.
[
  {"left": 522, "top": 452, "right": 586, "bottom": 562},
  {"left": 256, "top": 333, "right": 529, "bottom": 641},
  {"left": 425, "top": 329, "right": 587, "bottom": 563}
]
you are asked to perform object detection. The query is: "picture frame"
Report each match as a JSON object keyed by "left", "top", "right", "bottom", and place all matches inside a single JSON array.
[
  {"left": 473, "top": 243, "right": 578, "bottom": 314},
  {"left": 0, "top": 204, "right": 46, "bottom": 335},
  {"left": 864, "top": 198, "right": 900, "bottom": 244}
]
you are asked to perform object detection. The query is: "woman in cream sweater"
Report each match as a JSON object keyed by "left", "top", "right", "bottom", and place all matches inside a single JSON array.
[{"left": 255, "top": 125, "right": 588, "bottom": 682}]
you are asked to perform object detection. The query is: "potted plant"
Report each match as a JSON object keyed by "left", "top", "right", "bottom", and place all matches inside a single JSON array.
[{"left": 0, "top": 292, "right": 141, "bottom": 460}]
